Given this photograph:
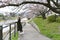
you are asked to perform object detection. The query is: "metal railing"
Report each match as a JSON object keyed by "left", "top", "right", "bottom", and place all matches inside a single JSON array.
[{"left": 0, "top": 21, "right": 17, "bottom": 40}]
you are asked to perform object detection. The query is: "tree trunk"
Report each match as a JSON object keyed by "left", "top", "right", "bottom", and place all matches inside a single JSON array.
[{"left": 41, "top": 13, "right": 46, "bottom": 19}]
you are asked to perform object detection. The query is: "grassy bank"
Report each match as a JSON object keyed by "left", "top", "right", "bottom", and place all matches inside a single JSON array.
[{"left": 33, "top": 17, "right": 60, "bottom": 40}]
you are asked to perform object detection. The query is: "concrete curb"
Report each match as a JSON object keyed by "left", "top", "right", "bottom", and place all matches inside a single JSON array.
[{"left": 29, "top": 21, "right": 40, "bottom": 33}]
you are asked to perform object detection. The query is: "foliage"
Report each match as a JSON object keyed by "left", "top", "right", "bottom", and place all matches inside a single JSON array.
[
  {"left": 0, "top": 0, "right": 59, "bottom": 14},
  {"left": 33, "top": 17, "right": 60, "bottom": 40},
  {"left": 0, "top": 14, "right": 4, "bottom": 17},
  {"left": 12, "top": 33, "right": 18, "bottom": 40},
  {"left": 47, "top": 15, "right": 56, "bottom": 22},
  {"left": 56, "top": 17, "right": 60, "bottom": 23},
  {"left": 10, "top": 13, "right": 16, "bottom": 17}
]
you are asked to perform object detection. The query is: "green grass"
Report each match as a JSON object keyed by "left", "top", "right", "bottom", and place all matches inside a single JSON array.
[
  {"left": 33, "top": 17, "right": 60, "bottom": 40},
  {"left": 12, "top": 33, "right": 18, "bottom": 40},
  {"left": 10, "top": 17, "right": 17, "bottom": 20},
  {"left": 0, "top": 17, "right": 17, "bottom": 22},
  {"left": 0, "top": 19, "right": 4, "bottom": 22}
]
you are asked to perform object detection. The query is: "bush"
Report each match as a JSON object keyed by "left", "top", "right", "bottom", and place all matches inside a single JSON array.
[
  {"left": 0, "top": 14, "right": 4, "bottom": 17},
  {"left": 47, "top": 15, "right": 56, "bottom": 22},
  {"left": 56, "top": 17, "right": 60, "bottom": 23}
]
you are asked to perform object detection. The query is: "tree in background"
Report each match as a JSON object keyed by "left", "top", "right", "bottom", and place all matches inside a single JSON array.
[
  {"left": 23, "top": 4, "right": 50, "bottom": 19},
  {"left": 0, "top": 0, "right": 59, "bottom": 15}
]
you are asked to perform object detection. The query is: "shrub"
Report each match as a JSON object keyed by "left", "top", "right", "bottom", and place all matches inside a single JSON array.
[
  {"left": 47, "top": 15, "right": 56, "bottom": 22},
  {"left": 37, "top": 15, "right": 42, "bottom": 18},
  {"left": 56, "top": 17, "right": 60, "bottom": 23},
  {"left": 0, "top": 14, "right": 3, "bottom": 17}
]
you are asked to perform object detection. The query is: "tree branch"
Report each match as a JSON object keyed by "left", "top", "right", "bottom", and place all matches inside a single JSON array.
[
  {"left": 0, "top": 1, "right": 48, "bottom": 8},
  {"left": 51, "top": 0, "right": 59, "bottom": 7},
  {"left": 0, "top": 1, "right": 60, "bottom": 14}
]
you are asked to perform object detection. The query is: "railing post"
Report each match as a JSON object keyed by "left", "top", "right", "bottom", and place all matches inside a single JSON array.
[
  {"left": 14, "top": 23, "right": 16, "bottom": 37},
  {"left": 9, "top": 24, "right": 11, "bottom": 40},
  {"left": 0, "top": 26, "right": 3, "bottom": 40}
]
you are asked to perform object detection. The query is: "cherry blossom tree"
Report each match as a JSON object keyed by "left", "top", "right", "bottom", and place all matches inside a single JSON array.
[{"left": 0, "top": 0, "right": 59, "bottom": 14}]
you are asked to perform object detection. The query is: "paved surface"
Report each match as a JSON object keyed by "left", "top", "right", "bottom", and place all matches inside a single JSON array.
[{"left": 18, "top": 23, "right": 51, "bottom": 40}]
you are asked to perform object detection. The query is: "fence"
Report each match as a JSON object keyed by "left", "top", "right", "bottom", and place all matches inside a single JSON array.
[{"left": 0, "top": 21, "right": 18, "bottom": 40}]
